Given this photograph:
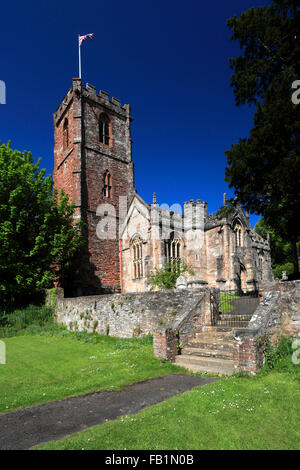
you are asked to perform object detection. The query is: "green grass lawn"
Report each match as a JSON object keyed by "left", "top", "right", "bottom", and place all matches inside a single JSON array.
[
  {"left": 34, "top": 370, "right": 300, "bottom": 450},
  {"left": 2, "top": 324, "right": 300, "bottom": 450},
  {"left": 218, "top": 292, "right": 240, "bottom": 313},
  {"left": 0, "top": 326, "right": 184, "bottom": 413}
]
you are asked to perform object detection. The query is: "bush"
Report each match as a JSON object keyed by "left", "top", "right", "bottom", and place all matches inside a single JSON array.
[
  {"left": 0, "top": 304, "right": 53, "bottom": 330},
  {"left": 262, "top": 335, "right": 299, "bottom": 376},
  {"left": 273, "top": 262, "right": 295, "bottom": 280},
  {"left": 148, "top": 260, "right": 194, "bottom": 289}
]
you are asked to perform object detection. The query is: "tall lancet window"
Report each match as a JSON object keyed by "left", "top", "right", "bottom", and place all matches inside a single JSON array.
[
  {"left": 99, "top": 113, "right": 110, "bottom": 145},
  {"left": 63, "top": 118, "right": 69, "bottom": 150},
  {"left": 103, "top": 171, "right": 112, "bottom": 198},
  {"left": 132, "top": 237, "right": 143, "bottom": 279},
  {"left": 165, "top": 232, "right": 181, "bottom": 270},
  {"left": 234, "top": 222, "right": 243, "bottom": 248}
]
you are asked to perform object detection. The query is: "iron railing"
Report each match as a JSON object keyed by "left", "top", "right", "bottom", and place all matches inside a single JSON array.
[{"left": 214, "top": 290, "right": 259, "bottom": 328}]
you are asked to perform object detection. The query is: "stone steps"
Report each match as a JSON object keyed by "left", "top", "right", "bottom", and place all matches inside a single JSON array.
[
  {"left": 193, "top": 331, "right": 233, "bottom": 341},
  {"left": 217, "top": 314, "right": 252, "bottom": 321},
  {"left": 175, "top": 354, "right": 235, "bottom": 375},
  {"left": 176, "top": 327, "right": 237, "bottom": 375},
  {"left": 183, "top": 346, "right": 233, "bottom": 360},
  {"left": 187, "top": 339, "right": 234, "bottom": 353}
]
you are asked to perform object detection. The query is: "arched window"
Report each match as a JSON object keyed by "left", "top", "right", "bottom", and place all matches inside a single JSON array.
[
  {"left": 99, "top": 113, "right": 110, "bottom": 145},
  {"left": 132, "top": 237, "right": 143, "bottom": 279},
  {"left": 234, "top": 222, "right": 243, "bottom": 248},
  {"left": 103, "top": 171, "right": 112, "bottom": 198},
  {"left": 165, "top": 232, "right": 181, "bottom": 270},
  {"left": 259, "top": 255, "right": 263, "bottom": 271},
  {"left": 63, "top": 118, "right": 69, "bottom": 150}
]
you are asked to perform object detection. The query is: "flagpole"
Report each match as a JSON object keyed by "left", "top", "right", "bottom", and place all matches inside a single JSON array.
[{"left": 78, "top": 35, "right": 81, "bottom": 79}]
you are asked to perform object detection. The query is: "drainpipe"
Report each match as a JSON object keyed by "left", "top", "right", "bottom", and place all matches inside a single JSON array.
[{"left": 119, "top": 238, "right": 123, "bottom": 294}]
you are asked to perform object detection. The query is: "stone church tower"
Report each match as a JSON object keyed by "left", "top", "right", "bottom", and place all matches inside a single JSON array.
[{"left": 53, "top": 78, "right": 135, "bottom": 295}]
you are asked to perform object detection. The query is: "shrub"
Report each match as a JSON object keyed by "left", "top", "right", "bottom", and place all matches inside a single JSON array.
[
  {"left": 262, "top": 335, "right": 297, "bottom": 373},
  {"left": 273, "top": 262, "right": 295, "bottom": 280},
  {"left": 148, "top": 260, "right": 194, "bottom": 289},
  {"left": 0, "top": 304, "right": 53, "bottom": 330}
]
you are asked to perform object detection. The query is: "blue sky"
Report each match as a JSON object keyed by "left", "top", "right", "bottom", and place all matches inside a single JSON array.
[{"left": 0, "top": 0, "right": 269, "bottom": 227}]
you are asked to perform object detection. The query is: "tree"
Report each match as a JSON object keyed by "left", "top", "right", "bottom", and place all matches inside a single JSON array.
[
  {"left": 0, "top": 142, "right": 83, "bottom": 307},
  {"left": 225, "top": 1, "right": 300, "bottom": 276},
  {"left": 254, "top": 217, "right": 299, "bottom": 278}
]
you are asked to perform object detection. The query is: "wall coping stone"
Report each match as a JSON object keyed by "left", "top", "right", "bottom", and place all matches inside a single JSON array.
[{"left": 171, "top": 292, "right": 207, "bottom": 332}]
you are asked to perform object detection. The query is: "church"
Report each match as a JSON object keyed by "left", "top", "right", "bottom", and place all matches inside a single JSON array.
[{"left": 53, "top": 79, "right": 273, "bottom": 296}]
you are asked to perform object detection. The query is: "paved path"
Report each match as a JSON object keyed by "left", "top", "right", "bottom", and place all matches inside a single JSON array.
[{"left": 0, "top": 374, "right": 217, "bottom": 450}]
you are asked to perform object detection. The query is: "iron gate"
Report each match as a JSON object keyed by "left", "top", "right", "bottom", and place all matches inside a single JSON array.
[{"left": 214, "top": 290, "right": 259, "bottom": 328}]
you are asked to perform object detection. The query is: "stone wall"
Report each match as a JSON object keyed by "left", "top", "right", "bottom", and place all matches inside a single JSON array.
[
  {"left": 233, "top": 290, "right": 281, "bottom": 374},
  {"left": 258, "top": 280, "right": 300, "bottom": 338},
  {"left": 55, "top": 287, "right": 216, "bottom": 339},
  {"left": 233, "top": 281, "right": 300, "bottom": 374},
  {"left": 152, "top": 328, "right": 178, "bottom": 362},
  {"left": 153, "top": 288, "right": 219, "bottom": 361}
]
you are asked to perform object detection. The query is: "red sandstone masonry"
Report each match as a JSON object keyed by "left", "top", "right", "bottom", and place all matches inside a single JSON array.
[
  {"left": 153, "top": 328, "right": 178, "bottom": 362},
  {"left": 233, "top": 336, "right": 265, "bottom": 374},
  {"left": 53, "top": 79, "right": 135, "bottom": 294}
]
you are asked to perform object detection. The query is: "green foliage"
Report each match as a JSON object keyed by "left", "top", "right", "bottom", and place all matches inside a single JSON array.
[
  {"left": 216, "top": 198, "right": 240, "bottom": 220},
  {"left": 273, "top": 262, "right": 295, "bottom": 279},
  {"left": 254, "top": 218, "right": 300, "bottom": 277},
  {"left": 47, "top": 288, "right": 57, "bottom": 309},
  {"left": 92, "top": 320, "right": 98, "bottom": 332},
  {"left": 0, "top": 142, "right": 84, "bottom": 307},
  {"left": 219, "top": 292, "right": 240, "bottom": 313},
  {"left": 148, "top": 260, "right": 194, "bottom": 290},
  {"left": 263, "top": 335, "right": 295, "bottom": 372},
  {"left": 0, "top": 304, "right": 53, "bottom": 331},
  {"left": 225, "top": 2, "right": 300, "bottom": 275}
]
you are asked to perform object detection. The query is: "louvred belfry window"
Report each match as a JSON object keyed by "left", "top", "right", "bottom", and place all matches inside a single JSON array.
[
  {"left": 99, "top": 113, "right": 110, "bottom": 145},
  {"left": 103, "top": 171, "right": 112, "bottom": 198}
]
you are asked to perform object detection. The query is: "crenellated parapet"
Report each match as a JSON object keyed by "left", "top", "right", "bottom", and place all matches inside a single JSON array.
[
  {"left": 53, "top": 79, "right": 131, "bottom": 127},
  {"left": 183, "top": 200, "right": 206, "bottom": 232}
]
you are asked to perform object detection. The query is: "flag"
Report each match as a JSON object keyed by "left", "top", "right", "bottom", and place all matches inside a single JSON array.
[{"left": 79, "top": 33, "right": 94, "bottom": 46}]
